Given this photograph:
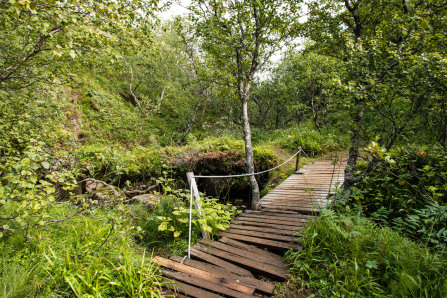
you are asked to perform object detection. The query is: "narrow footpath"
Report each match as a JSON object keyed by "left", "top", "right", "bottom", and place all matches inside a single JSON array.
[{"left": 156, "top": 154, "right": 347, "bottom": 297}]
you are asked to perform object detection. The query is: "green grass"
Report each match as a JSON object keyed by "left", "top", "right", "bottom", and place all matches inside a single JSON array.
[
  {"left": 0, "top": 204, "right": 167, "bottom": 297},
  {"left": 253, "top": 122, "right": 349, "bottom": 156},
  {"left": 284, "top": 210, "right": 447, "bottom": 297}
]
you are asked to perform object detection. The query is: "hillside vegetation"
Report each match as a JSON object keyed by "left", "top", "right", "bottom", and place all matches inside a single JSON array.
[{"left": 1, "top": 0, "right": 446, "bottom": 296}]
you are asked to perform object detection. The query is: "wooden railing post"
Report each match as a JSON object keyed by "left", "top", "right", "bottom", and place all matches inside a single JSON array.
[
  {"left": 186, "top": 172, "right": 210, "bottom": 239},
  {"left": 295, "top": 147, "right": 302, "bottom": 172}
]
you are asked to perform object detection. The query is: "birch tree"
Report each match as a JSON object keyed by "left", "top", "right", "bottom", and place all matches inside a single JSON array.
[{"left": 188, "top": 0, "right": 302, "bottom": 210}]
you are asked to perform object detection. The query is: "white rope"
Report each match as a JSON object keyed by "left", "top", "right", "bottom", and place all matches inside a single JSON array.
[
  {"left": 187, "top": 179, "right": 193, "bottom": 259},
  {"left": 185, "top": 147, "right": 304, "bottom": 259},
  {"left": 193, "top": 148, "right": 302, "bottom": 179}
]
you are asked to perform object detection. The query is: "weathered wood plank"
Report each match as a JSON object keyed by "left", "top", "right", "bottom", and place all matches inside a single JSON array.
[
  {"left": 237, "top": 213, "right": 309, "bottom": 224},
  {"left": 170, "top": 255, "right": 276, "bottom": 295},
  {"left": 164, "top": 279, "right": 222, "bottom": 298},
  {"left": 231, "top": 219, "right": 304, "bottom": 231},
  {"left": 193, "top": 243, "right": 289, "bottom": 280},
  {"left": 187, "top": 248, "right": 254, "bottom": 277},
  {"left": 222, "top": 228, "right": 300, "bottom": 243},
  {"left": 229, "top": 223, "right": 302, "bottom": 236},
  {"left": 154, "top": 257, "right": 255, "bottom": 295},
  {"left": 217, "top": 232, "right": 302, "bottom": 252},
  {"left": 232, "top": 216, "right": 305, "bottom": 227},
  {"left": 218, "top": 237, "right": 283, "bottom": 261},
  {"left": 163, "top": 269, "right": 254, "bottom": 298},
  {"left": 200, "top": 239, "right": 284, "bottom": 267},
  {"left": 243, "top": 210, "right": 313, "bottom": 219}
]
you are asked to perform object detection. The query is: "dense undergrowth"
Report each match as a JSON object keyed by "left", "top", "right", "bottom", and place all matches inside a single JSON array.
[
  {"left": 283, "top": 146, "right": 447, "bottom": 297},
  {"left": 285, "top": 210, "right": 447, "bottom": 297}
]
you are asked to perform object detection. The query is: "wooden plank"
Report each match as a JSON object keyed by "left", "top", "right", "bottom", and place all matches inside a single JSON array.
[
  {"left": 193, "top": 243, "right": 288, "bottom": 280},
  {"left": 200, "top": 239, "right": 284, "bottom": 268},
  {"left": 237, "top": 214, "right": 309, "bottom": 224},
  {"left": 154, "top": 257, "right": 255, "bottom": 295},
  {"left": 262, "top": 206, "right": 320, "bottom": 214},
  {"left": 163, "top": 270, "right": 254, "bottom": 298},
  {"left": 222, "top": 228, "right": 300, "bottom": 243},
  {"left": 187, "top": 248, "right": 254, "bottom": 277},
  {"left": 231, "top": 219, "right": 303, "bottom": 231},
  {"left": 219, "top": 237, "right": 283, "bottom": 262},
  {"left": 233, "top": 216, "right": 307, "bottom": 227},
  {"left": 165, "top": 279, "right": 222, "bottom": 298},
  {"left": 170, "top": 255, "right": 275, "bottom": 295},
  {"left": 260, "top": 201, "right": 326, "bottom": 207},
  {"left": 217, "top": 232, "right": 302, "bottom": 252},
  {"left": 243, "top": 210, "right": 312, "bottom": 218},
  {"left": 229, "top": 223, "right": 302, "bottom": 236}
]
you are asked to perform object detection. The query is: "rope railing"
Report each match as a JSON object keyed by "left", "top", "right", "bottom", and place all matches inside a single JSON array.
[{"left": 184, "top": 147, "right": 305, "bottom": 260}]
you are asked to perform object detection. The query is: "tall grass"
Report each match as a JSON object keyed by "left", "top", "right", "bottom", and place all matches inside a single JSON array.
[
  {"left": 285, "top": 210, "right": 447, "bottom": 297},
  {"left": 0, "top": 205, "right": 167, "bottom": 297}
]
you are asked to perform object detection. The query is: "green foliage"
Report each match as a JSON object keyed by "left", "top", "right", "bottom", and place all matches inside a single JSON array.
[
  {"left": 0, "top": 0, "right": 159, "bottom": 90},
  {"left": 0, "top": 204, "right": 166, "bottom": 297},
  {"left": 135, "top": 189, "right": 239, "bottom": 256},
  {"left": 254, "top": 123, "right": 349, "bottom": 156},
  {"left": 338, "top": 146, "right": 447, "bottom": 250},
  {"left": 285, "top": 210, "right": 447, "bottom": 297},
  {"left": 0, "top": 257, "right": 43, "bottom": 298}
]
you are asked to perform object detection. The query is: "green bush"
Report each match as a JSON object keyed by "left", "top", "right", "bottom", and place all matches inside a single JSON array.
[
  {"left": 343, "top": 145, "right": 447, "bottom": 250},
  {"left": 135, "top": 187, "right": 240, "bottom": 256},
  {"left": 285, "top": 210, "right": 447, "bottom": 297}
]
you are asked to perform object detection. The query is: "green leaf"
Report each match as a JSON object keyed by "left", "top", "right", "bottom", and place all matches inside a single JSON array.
[{"left": 158, "top": 222, "right": 168, "bottom": 231}]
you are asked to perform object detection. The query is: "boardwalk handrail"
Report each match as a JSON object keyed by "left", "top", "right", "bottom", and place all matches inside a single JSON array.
[
  {"left": 192, "top": 147, "right": 302, "bottom": 179},
  {"left": 185, "top": 147, "right": 307, "bottom": 259}
]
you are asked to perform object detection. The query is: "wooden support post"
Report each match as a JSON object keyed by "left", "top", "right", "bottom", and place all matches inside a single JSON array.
[
  {"left": 295, "top": 146, "right": 302, "bottom": 172},
  {"left": 187, "top": 172, "right": 210, "bottom": 239}
]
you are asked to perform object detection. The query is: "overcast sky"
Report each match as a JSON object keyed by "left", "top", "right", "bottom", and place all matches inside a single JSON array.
[{"left": 159, "top": 0, "right": 190, "bottom": 21}]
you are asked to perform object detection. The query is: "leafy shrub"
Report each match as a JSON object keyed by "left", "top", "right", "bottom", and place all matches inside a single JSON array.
[
  {"left": 285, "top": 210, "right": 447, "bottom": 297},
  {"left": 343, "top": 145, "right": 447, "bottom": 250},
  {"left": 135, "top": 188, "right": 240, "bottom": 256}
]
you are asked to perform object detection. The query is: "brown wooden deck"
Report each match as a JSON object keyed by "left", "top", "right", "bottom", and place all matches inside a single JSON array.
[{"left": 157, "top": 154, "right": 347, "bottom": 297}]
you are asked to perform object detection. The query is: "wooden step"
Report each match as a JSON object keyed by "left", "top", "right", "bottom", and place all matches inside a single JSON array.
[
  {"left": 217, "top": 232, "right": 302, "bottom": 252},
  {"left": 243, "top": 210, "right": 313, "bottom": 218},
  {"left": 170, "top": 255, "right": 275, "bottom": 295},
  {"left": 164, "top": 279, "right": 222, "bottom": 298},
  {"left": 154, "top": 257, "right": 255, "bottom": 296},
  {"left": 200, "top": 239, "right": 284, "bottom": 268},
  {"left": 187, "top": 248, "right": 254, "bottom": 277},
  {"left": 193, "top": 243, "right": 289, "bottom": 280},
  {"left": 222, "top": 228, "right": 300, "bottom": 243},
  {"left": 237, "top": 213, "right": 309, "bottom": 224},
  {"left": 231, "top": 219, "right": 303, "bottom": 231},
  {"left": 228, "top": 223, "right": 302, "bottom": 236},
  {"left": 163, "top": 269, "right": 254, "bottom": 298},
  {"left": 219, "top": 237, "right": 283, "bottom": 261}
]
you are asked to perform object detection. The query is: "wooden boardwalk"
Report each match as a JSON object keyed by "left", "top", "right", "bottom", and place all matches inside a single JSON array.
[{"left": 156, "top": 155, "right": 347, "bottom": 297}]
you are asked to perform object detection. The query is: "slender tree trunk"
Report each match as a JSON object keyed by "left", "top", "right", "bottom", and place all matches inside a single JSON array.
[
  {"left": 177, "top": 98, "right": 202, "bottom": 144},
  {"left": 310, "top": 79, "right": 321, "bottom": 133},
  {"left": 240, "top": 92, "right": 261, "bottom": 210},
  {"left": 344, "top": 102, "right": 365, "bottom": 190}
]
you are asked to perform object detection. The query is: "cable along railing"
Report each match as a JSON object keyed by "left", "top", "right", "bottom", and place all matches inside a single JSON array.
[{"left": 183, "top": 147, "right": 307, "bottom": 261}]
